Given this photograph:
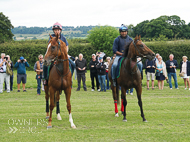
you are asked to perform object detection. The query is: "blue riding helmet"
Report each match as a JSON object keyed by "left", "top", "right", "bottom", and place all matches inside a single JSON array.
[{"left": 119, "top": 24, "right": 128, "bottom": 32}]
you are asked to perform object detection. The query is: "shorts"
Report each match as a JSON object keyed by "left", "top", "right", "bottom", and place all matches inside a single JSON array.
[
  {"left": 17, "top": 74, "right": 27, "bottom": 84},
  {"left": 146, "top": 72, "right": 155, "bottom": 81},
  {"left": 181, "top": 74, "right": 189, "bottom": 79}
]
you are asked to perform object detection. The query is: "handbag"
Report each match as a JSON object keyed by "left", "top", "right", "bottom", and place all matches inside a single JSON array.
[
  {"left": 155, "top": 72, "right": 160, "bottom": 77},
  {"left": 179, "top": 72, "right": 185, "bottom": 77},
  {"left": 6, "top": 63, "right": 13, "bottom": 76}
]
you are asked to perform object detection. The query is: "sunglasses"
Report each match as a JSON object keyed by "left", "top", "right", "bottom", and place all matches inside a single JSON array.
[{"left": 40, "top": 58, "right": 43, "bottom": 59}]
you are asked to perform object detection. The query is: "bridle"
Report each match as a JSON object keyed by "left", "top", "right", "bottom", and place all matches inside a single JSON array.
[
  {"left": 123, "top": 40, "right": 145, "bottom": 86},
  {"left": 49, "top": 39, "right": 70, "bottom": 90}
]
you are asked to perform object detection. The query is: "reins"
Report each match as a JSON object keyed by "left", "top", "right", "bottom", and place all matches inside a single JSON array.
[
  {"left": 53, "top": 39, "right": 70, "bottom": 90},
  {"left": 122, "top": 40, "right": 144, "bottom": 86}
]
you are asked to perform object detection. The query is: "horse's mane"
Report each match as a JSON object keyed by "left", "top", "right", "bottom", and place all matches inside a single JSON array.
[{"left": 122, "top": 40, "right": 133, "bottom": 57}]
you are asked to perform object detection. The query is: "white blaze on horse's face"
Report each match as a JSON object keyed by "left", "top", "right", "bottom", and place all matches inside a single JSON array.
[{"left": 45, "top": 43, "right": 51, "bottom": 56}]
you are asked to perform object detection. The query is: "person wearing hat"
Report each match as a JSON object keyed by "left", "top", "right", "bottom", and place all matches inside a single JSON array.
[
  {"left": 111, "top": 24, "right": 133, "bottom": 86},
  {"left": 14, "top": 56, "right": 30, "bottom": 92},
  {"left": 180, "top": 56, "right": 190, "bottom": 90},
  {"left": 89, "top": 54, "right": 100, "bottom": 91},
  {"left": 96, "top": 57, "right": 106, "bottom": 92},
  {"left": 43, "top": 22, "right": 69, "bottom": 85}
]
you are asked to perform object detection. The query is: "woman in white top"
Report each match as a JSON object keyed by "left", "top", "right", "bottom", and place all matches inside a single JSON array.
[
  {"left": 180, "top": 56, "right": 190, "bottom": 90},
  {"left": 156, "top": 56, "right": 166, "bottom": 90}
]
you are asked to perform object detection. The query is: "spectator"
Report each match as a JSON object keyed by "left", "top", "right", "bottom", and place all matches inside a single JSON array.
[
  {"left": 74, "top": 56, "right": 78, "bottom": 80},
  {"left": 89, "top": 54, "right": 99, "bottom": 91},
  {"left": 145, "top": 59, "right": 156, "bottom": 90},
  {"left": 126, "top": 88, "right": 133, "bottom": 95},
  {"left": 96, "top": 57, "right": 106, "bottom": 92},
  {"left": 68, "top": 55, "right": 76, "bottom": 77},
  {"left": 105, "top": 57, "right": 111, "bottom": 90},
  {"left": 0, "top": 53, "right": 10, "bottom": 93},
  {"left": 166, "top": 54, "right": 179, "bottom": 89},
  {"left": 180, "top": 56, "right": 190, "bottom": 90},
  {"left": 75, "top": 53, "right": 87, "bottom": 91},
  {"left": 4, "top": 55, "right": 13, "bottom": 91},
  {"left": 14, "top": 56, "right": 30, "bottom": 92},
  {"left": 156, "top": 56, "right": 166, "bottom": 90},
  {"left": 155, "top": 53, "right": 160, "bottom": 64},
  {"left": 34, "top": 54, "right": 44, "bottom": 95},
  {"left": 137, "top": 57, "right": 143, "bottom": 80}
]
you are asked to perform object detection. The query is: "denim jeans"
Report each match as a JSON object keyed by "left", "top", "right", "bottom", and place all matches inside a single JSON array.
[
  {"left": 36, "top": 74, "right": 42, "bottom": 94},
  {"left": 168, "top": 72, "right": 178, "bottom": 88},
  {"left": 126, "top": 88, "right": 134, "bottom": 93},
  {"left": 111, "top": 55, "right": 122, "bottom": 79},
  {"left": 106, "top": 72, "right": 109, "bottom": 89},
  {"left": 98, "top": 75, "right": 106, "bottom": 91}
]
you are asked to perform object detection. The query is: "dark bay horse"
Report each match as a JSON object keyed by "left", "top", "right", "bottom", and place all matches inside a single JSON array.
[
  {"left": 108, "top": 35, "right": 155, "bottom": 122},
  {"left": 44, "top": 34, "right": 76, "bottom": 128}
]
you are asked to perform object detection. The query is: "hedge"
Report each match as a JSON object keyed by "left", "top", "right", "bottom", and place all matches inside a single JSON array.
[{"left": 144, "top": 40, "right": 190, "bottom": 66}]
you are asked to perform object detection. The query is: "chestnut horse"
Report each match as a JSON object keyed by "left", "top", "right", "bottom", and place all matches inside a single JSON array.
[
  {"left": 44, "top": 34, "right": 76, "bottom": 128},
  {"left": 108, "top": 35, "right": 155, "bottom": 122}
]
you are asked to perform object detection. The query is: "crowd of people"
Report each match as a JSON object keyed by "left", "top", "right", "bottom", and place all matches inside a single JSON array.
[
  {"left": 145, "top": 53, "right": 190, "bottom": 90},
  {"left": 1, "top": 23, "right": 190, "bottom": 94},
  {"left": 0, "top": 53, "right": 30, "bottom": 93}
]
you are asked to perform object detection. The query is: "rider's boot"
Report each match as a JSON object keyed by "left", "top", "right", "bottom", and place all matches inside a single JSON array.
[{"left": 113, "top": 79, "right": 116, "bottom": 87}]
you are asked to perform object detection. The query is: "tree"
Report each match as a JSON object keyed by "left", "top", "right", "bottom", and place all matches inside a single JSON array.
[
  {"left": 168, "top": 15, "right": 185, "bottom": 39},
  {"left": 87, "top": 26, "right": 119, "bottom": 56},
  {"left": 0, "top": 12, "right": 14, "bottom": 43},
  {"left": 144, "top": 19, "right": 173, "bottom": 38},
  {"left": 133, "top": 20, "right": 149, "bottom": 37}
]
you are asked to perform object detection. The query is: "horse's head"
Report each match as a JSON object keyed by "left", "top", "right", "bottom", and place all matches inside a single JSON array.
[
  {"left": 44, "top": 34, "right": 66, "bottom": 66},
  {"left": 130, "top": 35, "right": 155, "bottom": 60}
]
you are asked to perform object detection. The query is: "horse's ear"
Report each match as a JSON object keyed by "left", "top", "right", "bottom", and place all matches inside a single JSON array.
[
  {"left": 134, "top": 35, "right": 138, "bottom": 42},
  {"left": 138, "top": 35, "right": 141, "bottom": 40},
  {"left": 49, "top": 34, "right": 53, "bottom": 39},
  {"left": 55, "top": 33, "right": 59, "bottom": 41}
]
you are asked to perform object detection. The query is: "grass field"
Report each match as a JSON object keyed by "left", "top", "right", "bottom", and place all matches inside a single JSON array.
[{"left": 0, "top": 70, "right": 190, "bottom": 141}]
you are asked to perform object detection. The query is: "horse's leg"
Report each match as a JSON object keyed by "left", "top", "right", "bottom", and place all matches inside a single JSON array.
[
  {"left": 64, "top": 87, "right": 76, "bottom": 128},
  {"left": 45, "top": 85, "right": 49, "bottom": 119},
  {"left": 47, "top": 86, "right": 56, "bottom": 128},
  {"left": 121, "top": 87, "right": 127, "bottom": 121},
  {"left": 56, "top": 91, "right": 62, "bottom": 120},
  {"left": 136, "top": 86, "right": 147, "bottom": 122},
  {"left": 111, "top": 83, "right": 119, "bottom": 117}
]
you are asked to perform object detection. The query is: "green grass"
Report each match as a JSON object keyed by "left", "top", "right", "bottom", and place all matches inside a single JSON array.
[{"left": 0, "top": 70, "right": 190, "bottom": 141}]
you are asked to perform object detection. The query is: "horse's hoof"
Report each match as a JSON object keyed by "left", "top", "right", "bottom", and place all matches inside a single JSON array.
[
  {"left": 143, "top": 119, "right": 148, "bottom": 122},
  {"left": 123, "top": 119, "right": 127, "bottom": 122},
  {"left": 121, "top": 111, "right": 124, "bottom": 116},
  {"left": 46, "top": 116, "right": 49, "bottom": 119},
  {"left": 115, "top": 113, "right": 119, "bottom": 117},
  {"left": 57, "top": 113, "right": 62, "bottom": 120},
  {"left": 47, "top": 125, "right": 52, "bottom": 129},
  {"left": 71, "top": 124, "right": 76, "bottom": 129}
]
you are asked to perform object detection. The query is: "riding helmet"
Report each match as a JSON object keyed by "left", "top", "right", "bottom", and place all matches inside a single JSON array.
[
  {"left": 52, "top": 22, "right": 62, "bottom": 30},
  {"left": 119, "top": 24, "right": 128, "bottom": 32}
]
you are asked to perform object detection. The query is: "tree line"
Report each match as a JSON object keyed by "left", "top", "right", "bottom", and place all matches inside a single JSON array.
[{"left": 130, "top": 15, "right": 190, "bottom": 40}]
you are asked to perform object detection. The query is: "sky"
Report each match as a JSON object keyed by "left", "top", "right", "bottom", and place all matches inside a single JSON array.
[{"left": 1, "top": 0, "right": 190, "bottom": 28}]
